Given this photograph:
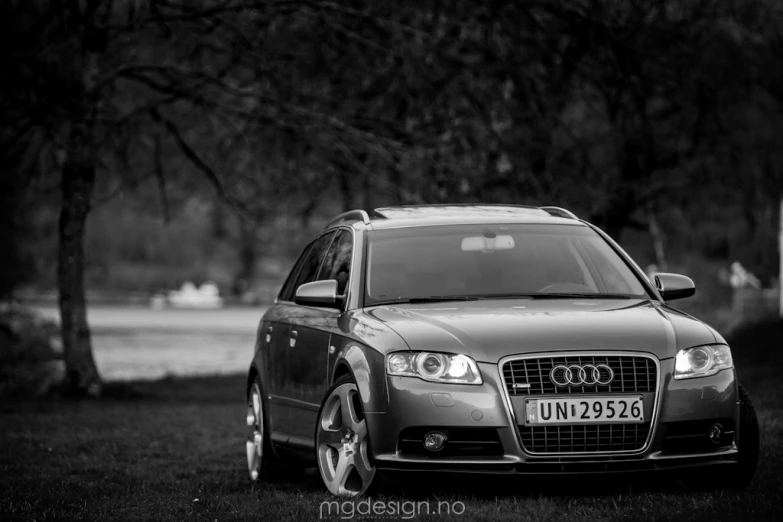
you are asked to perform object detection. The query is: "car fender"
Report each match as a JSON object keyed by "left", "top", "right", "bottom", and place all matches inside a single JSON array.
[{"left": 329, "top": 340, "right": 388, "bottom": 413}]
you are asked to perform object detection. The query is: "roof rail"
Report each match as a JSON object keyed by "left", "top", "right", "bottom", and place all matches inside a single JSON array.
[
  {"left": 373, "top": 203, "right": 541, "bottom": 219},
  {"left": 540, "top": 206, "right": 579, "bottom": 220},
  {"left": 324, "top": 209, "right": 371, "bottom": 230}
]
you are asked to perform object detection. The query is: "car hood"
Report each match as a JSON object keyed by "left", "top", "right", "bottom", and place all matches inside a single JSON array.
[{"left": 365, "top": 299, "right": 717, "bottom": 363}]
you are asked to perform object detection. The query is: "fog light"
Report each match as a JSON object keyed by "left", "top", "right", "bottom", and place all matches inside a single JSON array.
[
  {"left": 708, "top": 423, "right": 724, "bottom": 445},
  {"left": 423, "top": 431, "right": 448, "bottom": 452}
]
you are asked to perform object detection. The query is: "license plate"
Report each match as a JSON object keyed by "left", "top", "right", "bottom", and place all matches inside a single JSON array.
[{"left": 525, "top": 396, "right": 644, "bottom": 425}]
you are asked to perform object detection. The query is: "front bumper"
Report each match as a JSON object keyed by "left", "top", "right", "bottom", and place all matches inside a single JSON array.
[{"left": 366, "top": 356, "right": 740, "bottom": 474}]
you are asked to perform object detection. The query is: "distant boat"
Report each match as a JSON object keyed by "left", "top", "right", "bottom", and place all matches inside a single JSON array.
[{"left": 165, "top": 281, "right": 225, "bottom": 309}]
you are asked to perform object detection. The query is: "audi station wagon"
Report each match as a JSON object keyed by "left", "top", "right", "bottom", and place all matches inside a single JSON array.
[{"left": 245, "top": 205, "right": 759, "bottom": 496}]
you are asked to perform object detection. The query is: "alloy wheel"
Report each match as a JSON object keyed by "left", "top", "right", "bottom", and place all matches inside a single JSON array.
[
  {"left": 316, "top": 382, "right": 376, "bottom": 496},
  {"left": 246, "top": 382, "right": 264, "bottom": 480}
]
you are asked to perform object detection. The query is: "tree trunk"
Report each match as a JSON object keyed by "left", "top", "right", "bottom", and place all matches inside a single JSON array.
[
  {"left": 779, "top": 198, "right": 783, "bottom": 319},
  {"left": 235, "top": 218, "right": 257, "bottom": 297},
  {"left": 58, "top": 123, "right": 101, "bottom": 396},
  {"left": 388, "top": 162, "right": 404, "bottom": 205},
  {"left": 362, "top": 166, "right": 374, "bottom": 211},
  {"left": 338, "top": 168, "right": 355, "bottom": 210},
  {"left": 57, "top": 27, "right": 103, "bottom": 396},
  {"left": 646, "top": 202, "right": 668, "bottom": 272}
]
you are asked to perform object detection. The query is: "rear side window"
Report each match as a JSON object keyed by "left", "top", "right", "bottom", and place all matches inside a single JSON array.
[
  {"left": 317, "top": 229, "right": 353, "bottom": 295},
  {"left": 288, "top": 231, "right": 336, "bottom": 299}
]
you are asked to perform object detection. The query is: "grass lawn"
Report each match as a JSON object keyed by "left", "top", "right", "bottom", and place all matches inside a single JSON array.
[{"left": 1, "top": 321, "right": 782, "bottom": 521}]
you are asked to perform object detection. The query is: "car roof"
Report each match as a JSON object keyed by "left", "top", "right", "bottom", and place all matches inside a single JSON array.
[{"left": 365, "top": 204, "right": 583, "bottom": 230}]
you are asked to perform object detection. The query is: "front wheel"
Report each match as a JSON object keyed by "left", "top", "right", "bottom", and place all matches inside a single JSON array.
[{"left": 315, "top": 376, "right": 378, "bottom": 496}]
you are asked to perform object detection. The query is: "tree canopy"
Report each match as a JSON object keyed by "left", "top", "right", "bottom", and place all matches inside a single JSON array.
[{"left": 2, "top": 0, "right": 782, "bottom": 393}]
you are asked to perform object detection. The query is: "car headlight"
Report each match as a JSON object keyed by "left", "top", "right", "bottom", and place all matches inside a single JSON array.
[
  {"left": 674, "top": 345, "right": 733, "bottom": 380},
  {"left": 386, "top": 352, "right": 483, "bottom": 384}
]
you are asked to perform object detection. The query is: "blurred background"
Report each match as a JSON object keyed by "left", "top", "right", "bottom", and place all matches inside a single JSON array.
[{"left": 1, "top": 0, "right": 782, "bottom": 395}]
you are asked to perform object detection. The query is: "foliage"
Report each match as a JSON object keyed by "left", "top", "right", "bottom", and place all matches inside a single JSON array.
[
  {"left": 0, "top": 170, "right": 33, "bottom": 298},
  {"left": 0, "top": 303, "right": 63, "bottom": 397},
  {"left": 2, "top": 0, "right": 783, "bottom": 391},
  {"left": 5, "top": 0, "right": 782, "bottom": 293}
]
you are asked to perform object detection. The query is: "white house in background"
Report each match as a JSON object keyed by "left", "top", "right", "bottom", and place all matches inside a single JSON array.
[{"left": 166, "top": 281, "right": 224, "bottom": 309}]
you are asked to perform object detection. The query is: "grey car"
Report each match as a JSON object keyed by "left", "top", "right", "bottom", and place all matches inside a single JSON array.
[{"left": 245, "top": 204, "right": 759, "bottom": 496}]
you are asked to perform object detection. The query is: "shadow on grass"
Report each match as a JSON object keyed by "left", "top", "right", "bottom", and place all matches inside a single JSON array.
[{"left": 260, "top": 466, "right": 737, "bottom": 504}]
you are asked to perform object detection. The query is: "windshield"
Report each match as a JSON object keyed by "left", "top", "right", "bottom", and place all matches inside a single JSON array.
[{"left": 364, "top": 224, "right": 649, "bottom": 305}]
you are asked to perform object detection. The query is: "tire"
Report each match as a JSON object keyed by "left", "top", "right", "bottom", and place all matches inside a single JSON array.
[
  {"left": 728, "top": 383, "right": 760, "bottom": 490},
  {"left": 246, "top": 374, "right": 305, "bottom": 482},
  {"left": 314, "top": 375, "right": 380, "bottom": 496}
]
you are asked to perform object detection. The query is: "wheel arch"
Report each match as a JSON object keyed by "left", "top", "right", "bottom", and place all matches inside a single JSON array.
[
  {"left": 246, "top": 365, "right": 259, "bottom": 397},
  {"left": 332, "top": 362, "right": 352, "bottom": 383},
  {"left": 329, "top": 342, "right": 388, "bottom": 413}
]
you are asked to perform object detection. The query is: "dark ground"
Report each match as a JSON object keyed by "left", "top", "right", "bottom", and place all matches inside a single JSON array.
[{"left": 1, "top": 320, "right": 782, "bottom": 521}]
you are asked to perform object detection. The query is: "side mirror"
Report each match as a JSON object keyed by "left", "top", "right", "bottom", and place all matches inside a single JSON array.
[
  {"left": 294, "top": 280, "right": 343, "bottom": 309},
  {"left": 652, "top": 273, "right": 696, "bottom": 301}
]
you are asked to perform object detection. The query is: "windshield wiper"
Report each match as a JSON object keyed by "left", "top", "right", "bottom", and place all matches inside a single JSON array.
[
  {"left": 370, "top": 296, "right": 480, "bottom": 306},
  {"left": 369, "top": 293, "right": 637, "bottom": 306},
  {"left": 523, "top": 293, "right": 634, "bottom": 299},
  {"left": 408, "top": 295, "right": 480, "bottom": 303},
  {"left": 473, "top": 293, "right": 535, "bottom": 300}
]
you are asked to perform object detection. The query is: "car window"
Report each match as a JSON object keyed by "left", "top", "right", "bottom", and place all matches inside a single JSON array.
[
  {"left": 577, "top": 238, "right": 645, "bottom": 295},
  {"left": 289, "top": 231, "right": 336, "bottom": 299},
  {"left": 365, "top": 224, "right": 647, "bottom": 304},
  {"left": 278, "top": 241, "right": 315, "bottom": 302},
  {"left": 317, "top": 229, "right": 353, "bottom": 295}
]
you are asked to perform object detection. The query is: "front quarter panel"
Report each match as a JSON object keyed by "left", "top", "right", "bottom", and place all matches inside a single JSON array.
[
  {"left": 657, "top": 364, "right": 738, "bottom": 425},
  {"left": 330, "top": 340, "right": 388, "bottom": 413},
  {"left": 657, "top": 303, "right": 721, "bottom": 354},
  {"left": 327, "top": 311, "right": 411, "bottom": 413}
]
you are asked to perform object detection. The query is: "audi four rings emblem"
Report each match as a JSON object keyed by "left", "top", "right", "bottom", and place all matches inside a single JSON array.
[{"left": 549, "top": 364, "right": 614, "bottom": 386}]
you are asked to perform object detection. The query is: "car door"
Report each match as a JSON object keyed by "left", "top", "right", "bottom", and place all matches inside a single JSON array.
[
  {"left": 287, "top": 228, "right": 356, "bottom": 441},
  {"left": 263, "top": 240, "right": 315, "bottom": 437},
  {"left": 275, "top": 231, "right": 337, "bottom": 443}
]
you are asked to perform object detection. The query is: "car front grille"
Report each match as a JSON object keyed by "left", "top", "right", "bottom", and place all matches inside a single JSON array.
[
  {"left": 519, "top": 423, "right": 650, "bottom": 454},
  {"left": 502, "top": 354, "right": 659, "bottom": 455},
  {"left": 502, "top": 355, "right": 656, "bottom": 396}
]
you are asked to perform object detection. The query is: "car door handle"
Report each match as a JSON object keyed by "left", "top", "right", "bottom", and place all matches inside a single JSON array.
[
  {"left": 265, "top": 326, "right": 272, "bottom": 343},
  {"left": 289, "top": 330, "right": 297, "bottom": 347}
]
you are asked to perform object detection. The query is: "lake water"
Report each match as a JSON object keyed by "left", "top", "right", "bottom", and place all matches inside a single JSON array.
[{"left": 33, "top": 305, "right": 268, "bottom": 381}]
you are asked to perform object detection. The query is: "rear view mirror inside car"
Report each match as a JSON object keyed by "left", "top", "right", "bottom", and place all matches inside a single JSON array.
[{"left": 460, "top": 235, "right": 515, "bottom": 252}]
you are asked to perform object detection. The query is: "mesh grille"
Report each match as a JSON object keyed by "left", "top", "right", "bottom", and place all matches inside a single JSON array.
[
  {"left": 503, "top": 355, "right": 656, "bottom": 396},
  {"left": 519, "top": 423, "right": 650, "bottom": 453}
]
